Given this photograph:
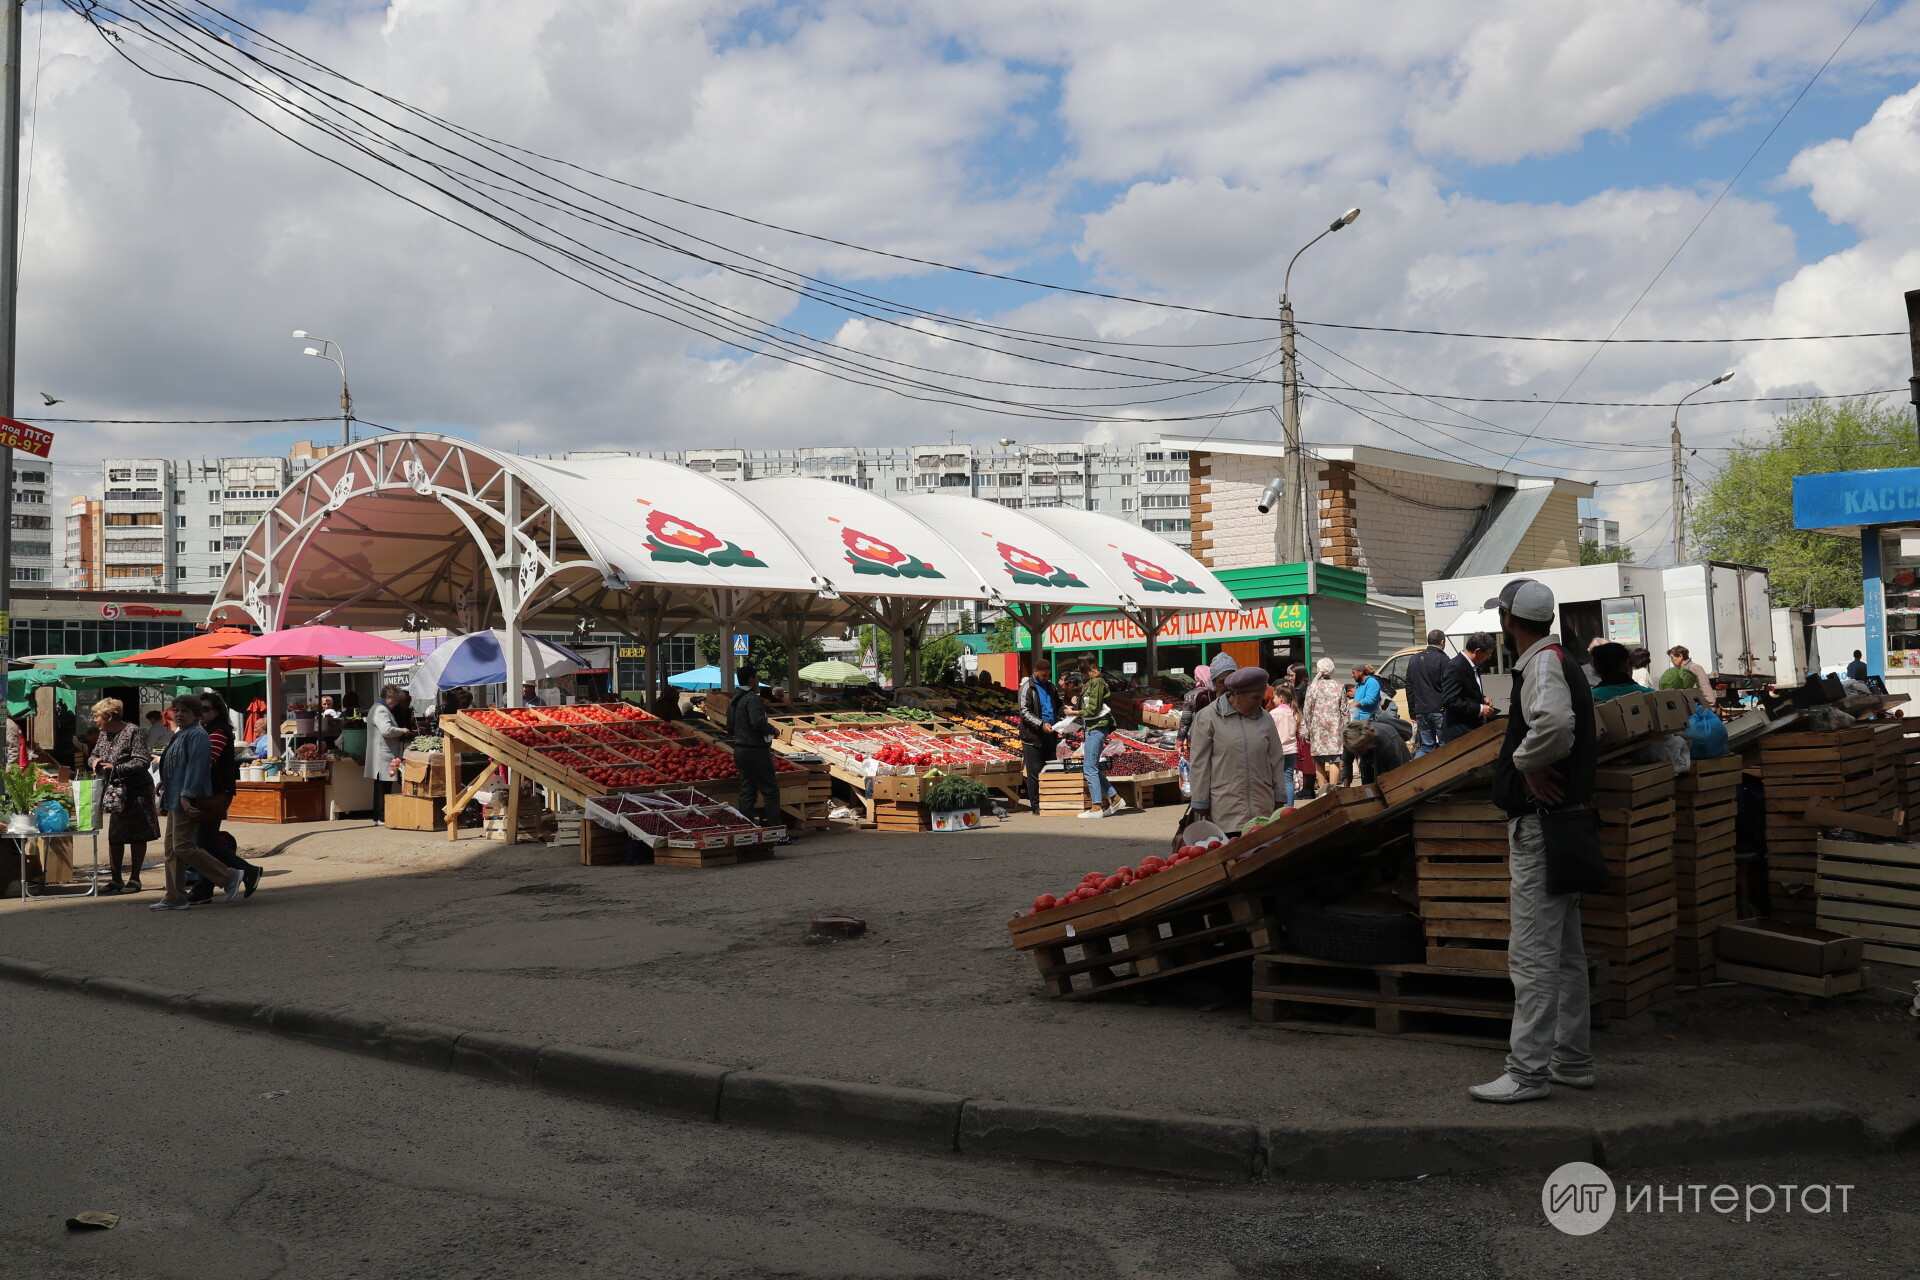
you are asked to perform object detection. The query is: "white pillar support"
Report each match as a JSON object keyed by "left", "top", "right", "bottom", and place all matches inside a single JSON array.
[{"left": 503, "top": 474, "right": 524, "bottom": 707}]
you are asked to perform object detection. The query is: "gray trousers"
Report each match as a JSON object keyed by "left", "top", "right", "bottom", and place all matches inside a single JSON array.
[{"left": 1505, "top": 813, "right": 1594, "bottom": 1086}]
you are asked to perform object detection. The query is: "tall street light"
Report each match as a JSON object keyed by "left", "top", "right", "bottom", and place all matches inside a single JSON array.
[
  {"left": 292, "top": 330, "right": 352, "bottom": 448},
  {"left": 1671, "top": 370, "right": 1733, "bottom": 564},
  {"left": 1278, "top": 207, "right": 1360, "bottom": 564}
]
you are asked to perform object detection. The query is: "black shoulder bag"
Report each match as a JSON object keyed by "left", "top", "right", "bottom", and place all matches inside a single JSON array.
[{"left": 1541, "top": 807, "right": 1610, "bottom": 895}]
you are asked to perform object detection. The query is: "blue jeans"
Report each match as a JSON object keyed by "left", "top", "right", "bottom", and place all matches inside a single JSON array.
[
  {"left": 1281, "top": 763, "right": 1296, "bottom": 807},
  {"left": 1415, "top": 711, "right": 1446, "bottom": 758},
  {"left": 1082, "top": 728, "right": 1117, "bottom": 806}
]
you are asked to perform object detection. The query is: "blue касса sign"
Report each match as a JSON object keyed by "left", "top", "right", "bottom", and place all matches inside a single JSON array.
[{"left": 1792, "top": 467, "right": 1920, "bottom": 532}]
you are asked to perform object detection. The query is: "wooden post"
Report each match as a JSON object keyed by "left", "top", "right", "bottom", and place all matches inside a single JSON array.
[
  {"left": 444, "top": 722, "right": 460, "bottom": 842},
  {"left": 504, "top": 765, "right": 520, "bottom": 845}
]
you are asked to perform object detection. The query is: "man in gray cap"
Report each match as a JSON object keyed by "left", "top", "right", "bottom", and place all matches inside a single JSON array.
[{"left": 1470, "top": 577, "right": 1598, "bottom": 1104}]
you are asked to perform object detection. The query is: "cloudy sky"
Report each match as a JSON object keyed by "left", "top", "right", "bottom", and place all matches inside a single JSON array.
[{"left": 19, "top": 0, "right": 1920, "bottom": 560}]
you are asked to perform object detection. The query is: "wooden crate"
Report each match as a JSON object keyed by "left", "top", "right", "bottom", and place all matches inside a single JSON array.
[
  {"left": 872, "top": 798, "right": 931, "bottom": 831},
  {"left": 580, "top": 817, "right": 636, "bottom": 866},
  {"left": 1251, "top": 951, "right": 1610, "bottom": 1050},
  {"left": 1716, "top": 960, "right": 1872, "bottom": 998},
  {"left": 1816, "top": 836, "right": 1920, "bottom": 969},
  {"left": 1028, "top": 891, "right": 1280, "bottom": 1000},
  {"left": 1037, "top": 770, "right": 1092, "bottom": 815},
  {"left": 1670, "top": 756, "right": 1742, "bottom": 982},
  {"left": 1586, "top": 764, "right": 1677, "bottom": 1017},
  {"left": 1414, "top": 793, "right": 1509, "bottom": 973}
]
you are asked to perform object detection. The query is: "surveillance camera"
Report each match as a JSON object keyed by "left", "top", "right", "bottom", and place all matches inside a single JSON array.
[{"left": 1257, "top": 476, "right": 1285, "bottom": 515}]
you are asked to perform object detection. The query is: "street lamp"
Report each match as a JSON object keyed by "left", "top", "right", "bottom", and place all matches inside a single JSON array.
[
  {"left": 1277, "top": 208, "right": 1360, "bottom": 563},
  {"left": 292, "top": 330, "right": 353, "bottom": 449},
  {"left": 1670, "top": 370, "right": 1734, "bottom": 564}
]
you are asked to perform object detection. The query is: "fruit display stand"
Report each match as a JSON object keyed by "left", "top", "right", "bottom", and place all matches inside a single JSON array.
[
  {"left": 440, "top": 703, "right": 803, "bottom": 849},
  {"left": 584, "top": 790, "right": 783, "bottom": 869},
  {"left": 785, "top": 722, "right": 1020, "bottom": 829}
]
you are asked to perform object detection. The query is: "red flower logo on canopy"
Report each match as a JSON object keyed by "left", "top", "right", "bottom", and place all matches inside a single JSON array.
[
  {"left": 844, "top": 527, "right": 907, "bottom": 567},
  {"left": 993, "top": 540, "right": 1086, "bottom": 589},
  {"left": 647, "top": 509, "right": 722, "bottom": 554},
  {"left": 1123, "top": 552, "right": 1177, "bottom": 586},
  {"left": 997, "top": 542, "right": 1054, "bottom": 577},
  {"left": 1121, "top": 549, "right": 1204, "bottom": 595}
]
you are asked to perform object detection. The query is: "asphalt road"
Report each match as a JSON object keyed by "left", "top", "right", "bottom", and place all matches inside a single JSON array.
[{"left": 3, "top": 984, "right": 1910, "bottom": 1280}]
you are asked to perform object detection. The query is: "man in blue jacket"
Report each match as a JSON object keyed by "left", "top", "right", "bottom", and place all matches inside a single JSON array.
[{"left": 151, "top": 694, "right": 244, "bottom": 911}]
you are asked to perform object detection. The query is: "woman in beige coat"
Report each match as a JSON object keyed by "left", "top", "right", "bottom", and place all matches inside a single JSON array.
[{"left": 1188, "top": 666, "right": 1290, "bottom": 835}]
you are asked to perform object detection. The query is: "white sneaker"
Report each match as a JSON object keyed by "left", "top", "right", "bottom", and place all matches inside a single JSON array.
[
  {"left": 1550, "top": 1070, "right": 1596, "bottom": 1090},
  {"left": 1076, "top": 807, "right": 1108, "bottom": 820},
  {"left": 1469, "top": 1074, "right": 1551, "bottom": 1104}
]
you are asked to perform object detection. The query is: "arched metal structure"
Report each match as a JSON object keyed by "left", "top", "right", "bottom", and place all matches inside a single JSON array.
[{"left": 210, "top": 433, "right": 1243, "bottom": 704}]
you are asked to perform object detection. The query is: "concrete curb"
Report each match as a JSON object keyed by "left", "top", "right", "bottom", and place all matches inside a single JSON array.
[{"left": 2, "top": 953, "right": 1912, "bottom": 1184}]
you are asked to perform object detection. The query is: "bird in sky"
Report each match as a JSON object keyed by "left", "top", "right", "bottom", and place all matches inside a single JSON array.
[{"left": 38, "top": 392, "right": 61, "bottom": 405}]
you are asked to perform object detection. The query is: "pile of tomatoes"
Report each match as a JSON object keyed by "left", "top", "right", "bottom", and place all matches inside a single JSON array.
[{"left": 1026, "top": 837, "right": 1228, "bottom": 914}]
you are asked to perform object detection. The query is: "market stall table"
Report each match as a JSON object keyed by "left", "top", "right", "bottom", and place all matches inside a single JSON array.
[{"left": 228, "top": 777, "right": 330, "bottom": 824}]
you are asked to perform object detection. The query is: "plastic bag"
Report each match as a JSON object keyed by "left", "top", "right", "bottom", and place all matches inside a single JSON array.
[{"left": 1684, "top": 704, "right": 1730, "bottom": 759}]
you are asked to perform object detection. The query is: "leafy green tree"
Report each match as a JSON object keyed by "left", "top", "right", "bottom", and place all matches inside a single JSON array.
[
  {"left": 694, "top": 633, "right": 826, "bottom": 676},
  {"left": 1690, "top": 398, "right": 1916, "bottom": 609},
  {"left": 983, "top": 612, "right": 1022, "bottom": 653},
  {"left": 856, "top": 626, "right": 967, "bottom": 684},
  {"left": 1580, "top": 538, "right": 1636, "bottom": 565}
]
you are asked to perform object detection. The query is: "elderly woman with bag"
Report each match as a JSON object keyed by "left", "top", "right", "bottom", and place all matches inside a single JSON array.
[
  {"left": 1301, "top": 657, "right": 1348, "bottom": 791},
  {"left": 87, "top": 697, "right": 160, "bottom": 894},
  {"left": 1188, "top": 666, "right": 1290, "bottom": 835}
]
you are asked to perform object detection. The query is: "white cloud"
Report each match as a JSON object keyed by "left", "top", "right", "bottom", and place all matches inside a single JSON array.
[{"left": 8, "top": 0, "right": 1920, "bottom": 574}]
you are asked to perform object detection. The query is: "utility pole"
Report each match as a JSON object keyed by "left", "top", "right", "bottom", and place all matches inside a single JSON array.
[
  {"left": 1277, "top": 295, "right": 1303, "bottom": 564},
  {"left": 1277, "top": 208, "right": 1359, "bottom": 568},
  {"left": 0, "top": 0, "right": 23, "bottom": 673},
  {"left": 1905, "top": 288, "right": 1920, "bottom": 451},
  {"left": 1669, "top": 370, "right": 1733, "bottom": 565}
]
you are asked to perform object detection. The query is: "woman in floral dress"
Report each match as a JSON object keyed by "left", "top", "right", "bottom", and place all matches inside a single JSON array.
[{"left": 1301, "top": 658, "right": 1349, "bottom": 792}]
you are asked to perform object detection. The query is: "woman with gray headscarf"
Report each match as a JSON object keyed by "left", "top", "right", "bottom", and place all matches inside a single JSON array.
[
  {"left": 1177, "top": 651, "right": 1239, "bottom": 748},
  {"left": 1302, "top": 657, "right": 1348, "bottom": 790},
  {"left": 1189, "top": 665, "right": 1290, "bottom": 835}
]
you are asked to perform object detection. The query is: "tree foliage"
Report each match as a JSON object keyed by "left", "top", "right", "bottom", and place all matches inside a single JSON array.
[
  {"left": 983, "top": 612, "right": 1023, "bottom": 653},
  {"left": 1580, "top": 538, "right": 1636, "bottom": 565},
  {"left": 1690, "top": 398, "right": 1917, "bottom": 609},
  {"left": 694, "top": 633, "right": 826, "bottom": 676},
  {"left": 857, "top": 625, "right": 967, "bottom": 684}
]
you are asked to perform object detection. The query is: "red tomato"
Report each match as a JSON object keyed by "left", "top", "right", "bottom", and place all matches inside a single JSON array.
[
  {"left": 1099, "top": 875, "right": 1123, "bottom": 892},
  {"left": 1033, "top": 894, "right": 1057, "bottom": 912}
]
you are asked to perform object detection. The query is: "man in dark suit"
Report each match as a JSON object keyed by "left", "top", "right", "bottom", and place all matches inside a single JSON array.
[
  {"left": 1440, "top": 631, "right": 1497, "bottom": 743},
  {"left": 1404, "top": 629, "right": 1454, "bottom": 757}
]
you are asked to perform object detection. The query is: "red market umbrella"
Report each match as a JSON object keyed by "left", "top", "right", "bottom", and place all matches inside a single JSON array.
[
  {"left": 219, "top": 625, "right": 419, "bottom": 660},
  {"left": 114, "top": 627, "right": 320, "bottom": 672}
]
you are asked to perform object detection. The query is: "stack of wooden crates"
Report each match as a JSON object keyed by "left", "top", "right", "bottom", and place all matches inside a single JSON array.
[
  {"left": 1413, "top": 791, "right": 1510, "bottom": 972},
  {"left": 1586, "top": 761, "right": 1676, "bottom": 1018},
  {"left": 1038, "top": 768, "right": 1093, "bottom": 816},
  {"left": 1669, "top": 755, "right": 1742, "bottom": 984},
  {"left": 1751, "top": 726, "right": 1878, "bottom": 925},
  {"left": 1891, "top": 725, "right": 1920, "bottom": 837}
]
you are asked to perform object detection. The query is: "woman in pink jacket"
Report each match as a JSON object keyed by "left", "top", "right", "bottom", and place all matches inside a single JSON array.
[{"left": 1267, "top": 684, "right": 1298, "bottom": 807}]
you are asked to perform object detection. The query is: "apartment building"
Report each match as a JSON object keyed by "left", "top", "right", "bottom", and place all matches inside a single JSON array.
[
  {"left": 1579, "top": 516, "right": 1621, "bottom": 553},
  {"left": 64, "top": 496, "right": 101, "bottom": 590},
  {"left": 93, "top": 447, "right": 335, "bottom": 592},
  {"left": 583, "top": 440, "right": 1192, "bottom": 543},
  {"left": 9, "top": 462, "right": 54, "bottom": 584}
]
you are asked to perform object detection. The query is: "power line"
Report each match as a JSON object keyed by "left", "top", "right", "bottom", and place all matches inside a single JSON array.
[
  {"left": 1497, "top": 0, "right": 1884, "bottom": 465},
  {"left": 1299, "top": 320, "right": 1904, "bottom": 344}
]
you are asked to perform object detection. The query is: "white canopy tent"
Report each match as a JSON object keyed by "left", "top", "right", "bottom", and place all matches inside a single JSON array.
[{"left": 207, "top": 435, "right": 1241, "bottom": 718}]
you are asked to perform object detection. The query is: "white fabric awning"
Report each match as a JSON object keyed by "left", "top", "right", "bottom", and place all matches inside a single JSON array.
[{"left": 209, "top": 436, "right": 1241, "bottom": 631}]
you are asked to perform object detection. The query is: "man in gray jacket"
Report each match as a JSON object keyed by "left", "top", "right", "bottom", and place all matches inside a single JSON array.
[{"left": 151, "top": 694, "right": 244, "bottom": 911}]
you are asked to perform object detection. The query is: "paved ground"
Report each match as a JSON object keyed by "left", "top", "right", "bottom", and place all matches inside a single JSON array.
[
  {"left": 4, "top": 809, "right": 1917, "bottom": 1133},
  {"left": 4, "top": 983, "right": 1910, "bottom": 1280}
]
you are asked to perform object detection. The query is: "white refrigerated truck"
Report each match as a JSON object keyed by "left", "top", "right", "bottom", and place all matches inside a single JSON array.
[{"left": 1420, "top": 560, "right": 1778, "bottom": 690}]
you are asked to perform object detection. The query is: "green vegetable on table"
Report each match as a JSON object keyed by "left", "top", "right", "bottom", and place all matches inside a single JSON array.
[
  {"left": 409, "top": 734, "right": 444, "bottom": 753},
  {"left": 925, "top": 772, "right": 990, "bottom": 814}
]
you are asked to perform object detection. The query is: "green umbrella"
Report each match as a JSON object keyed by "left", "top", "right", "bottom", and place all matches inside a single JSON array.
[{"left": 797, "top": 659, "right": 870, "bottom": 685}]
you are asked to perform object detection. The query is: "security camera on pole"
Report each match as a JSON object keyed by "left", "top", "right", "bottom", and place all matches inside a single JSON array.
[{"left": 1277, "top": 208, "right": 1359, "bottom": 565}]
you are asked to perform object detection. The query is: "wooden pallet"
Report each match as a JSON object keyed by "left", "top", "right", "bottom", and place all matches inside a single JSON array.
[
  {"left": 1414, "top": 792, "right": 1510, "bottom": 972},
  {"left": 1587, "top": 764, "right": 1678, "bottom": 1017},
  {"left": 1716, "top": 959, "right": 1872, "bottom": 998},
  {"left": 1028, "top": 892, "right": 1281, "bottom": 1000},
  {"left": 1250, "top": 951, "right": 1610, "bottom": 1050},
  {"left": 1816, "top": 836, "right": 1920, "bottom": 969}
]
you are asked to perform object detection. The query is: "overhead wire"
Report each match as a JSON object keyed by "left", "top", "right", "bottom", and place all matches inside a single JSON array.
[{"left": 1496, "top": 0, "right": 1885, "bottom": 465}]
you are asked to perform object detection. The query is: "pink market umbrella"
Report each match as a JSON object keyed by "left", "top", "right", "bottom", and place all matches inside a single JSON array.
[{"left": 218, "top": 625, "right": 420, "bottom": 660}]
